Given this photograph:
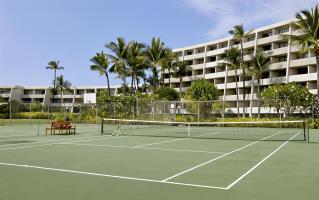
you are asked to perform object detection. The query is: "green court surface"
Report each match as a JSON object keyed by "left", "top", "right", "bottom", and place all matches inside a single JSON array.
[{"left": 0, "top": 123, "right": 318, "bottom": 200}]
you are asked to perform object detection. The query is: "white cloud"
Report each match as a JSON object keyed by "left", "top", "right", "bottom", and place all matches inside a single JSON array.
[{"left": 181, "top": 0, "right": 318, "bottom": 39}]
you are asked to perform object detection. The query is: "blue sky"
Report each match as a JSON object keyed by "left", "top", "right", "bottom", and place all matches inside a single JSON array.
[{"left": 0, "top": 0, "right": 317, "bottom": 87}]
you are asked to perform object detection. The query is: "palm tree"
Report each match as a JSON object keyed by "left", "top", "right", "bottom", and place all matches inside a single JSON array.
[
  {"left": 105, "top": 37, "right": 129, "bottom": 90},
  {"left": 174, "top": 61, "right": 191, "bottom": 98},
  {"left": 55, "top": 75, "right": 71, "bottom": 110},
  {"left": 249, "top": 52, "right": 270, "bottom": 118},
  {"left": 221, "top": 47, "right": 242, "bottom": 117},
  {"left": 144, "top": 37, "right": 168, "bottom": 91},
  {"left": 90, "top": 51, "right": 112, "bottom": 95},
  {"left": 161, "top": 49, "right": 178, "bottom": 88},
  {"left": 287, "top": 5, "right": 319, "bottom": 98},
  {"left": 229, "top": 24, "right": 250, "bottom": 117},
  {"left": 126, "top": 41, "right": 146, "bottom": 94},
  {"left": 46, "top": 60, "right": 64, "bottom": 94}
]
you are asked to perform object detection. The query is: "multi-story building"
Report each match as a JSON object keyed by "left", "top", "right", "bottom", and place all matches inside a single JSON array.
[
  {"left": 0, "top": 85, "right": 122, "bottom": 110},
  {"left": 163, "top": 18, "right": 317, "bottom": 116},
  {"left": 1, "top": 19, "right": 317, "bottom": 116}
]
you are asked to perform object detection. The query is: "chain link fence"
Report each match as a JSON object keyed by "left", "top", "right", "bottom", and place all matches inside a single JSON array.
[{"left": 0, "top": 98, "right": 317, "bottom": 126}]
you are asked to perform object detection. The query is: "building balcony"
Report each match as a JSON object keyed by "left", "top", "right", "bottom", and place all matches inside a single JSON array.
[
  {"left": 257, "top": 35, "right": 281, "bottom": 45},
  {"left": 243, "top": 40, "right": 255, "bottom": 48},
  {"left": 289, "top": 73, "right": 316, "bottom": 82},
  {"left": 191, "top": 63, "right": 205, "bottom": 70},
  {"left": 269, "top": 61, "right": 287, "bottom": 70},
  {"left": 206, "top": 48, "right": 227, "bottom": 56},
  {"left": 290, "top": 57, "right": 316, "bottom": 67}
]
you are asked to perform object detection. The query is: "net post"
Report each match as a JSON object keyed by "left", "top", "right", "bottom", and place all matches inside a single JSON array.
[
  {"left": 101, "top": 118, "right": 104, "bottom": 135},
  {"left": 37, "top": 120, "right": 40, "bottom": 136},
  {"left": 187, "top": 123, "right": 190, "bottom": 137},
  {"left": 302, "top": 121, "right": 306, "bottom": 142}
]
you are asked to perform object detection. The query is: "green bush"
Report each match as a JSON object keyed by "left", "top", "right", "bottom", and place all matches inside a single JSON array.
[{"left": 152, "top": 87, "right": 180, "bottom": 101}]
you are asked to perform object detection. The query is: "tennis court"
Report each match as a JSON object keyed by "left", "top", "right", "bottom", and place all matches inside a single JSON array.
[{"left": 0, "top": 120, "right": 318, "bottom": 200}]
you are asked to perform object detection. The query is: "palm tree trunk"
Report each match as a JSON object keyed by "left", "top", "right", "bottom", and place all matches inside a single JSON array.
[
  {"left": 241, "top": 40, "right": 246, "bottom": 118},
  {"left": 168, "top": 67, "right": 171, "bottom": 88},
  {"left": 105, "top": 73, "right": 111, "bottom": 96},
  {"left": 235, "top": 69, "right": 240, "bottom": 117},
  {"left": 60, "top": 87, "right": 63, "bottom": 112},
  {"left": 257, "top": 79, "right": 260, "bottom": 119},
  {"left": 136, "top": 76, "right": 139, "bottom": 92},
  {"left": 54, "top": 69, "right": 57, "bottom": 90},
  {"left": 179, "top": 77, "right": 183, "bottom": 99},
  {"left": 316, "top": 54, "right": 319, "bottom": 99},
  {"left": 131, "top": 76, "right": 134, "bottom": 95},
  {"left": 152, "top": 67, "right": 157, "bottom": 91}
]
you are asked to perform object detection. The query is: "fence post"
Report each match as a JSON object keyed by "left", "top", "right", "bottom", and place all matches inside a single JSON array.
[
  {"left": 197, "top": 101, "right": 200, "bottom": 123},
  {"left": 152, "top": 99, "right": 154, "bottom": 121},
  {"left": 9, "top": 100, "right": 12, "bottom": 126}
]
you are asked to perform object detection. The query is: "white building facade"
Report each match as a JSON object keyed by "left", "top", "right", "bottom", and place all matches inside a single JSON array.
[{"left": 164, "top": 19, "right": 317, "bottom": 116}]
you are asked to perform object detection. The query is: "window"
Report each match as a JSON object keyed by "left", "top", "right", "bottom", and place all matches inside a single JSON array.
[
  {"left": 262, "top": 32, "right": 273, "bottom": 38},
  {"left": 278, "top": 28, "right": 289, "bottom": 34},
  {"left": 278, "top": 42, "right": 288, "bottom": 48},
  {"left": 279, "top": 56, "right": 287, "bottom": 62}
]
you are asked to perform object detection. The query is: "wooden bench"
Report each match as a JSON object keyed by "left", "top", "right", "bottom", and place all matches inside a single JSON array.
[{"left": 46, "top": 121, "right": 76, "bottom": 135}]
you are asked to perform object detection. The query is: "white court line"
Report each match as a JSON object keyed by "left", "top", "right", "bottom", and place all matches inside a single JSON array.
[
  {"left": 133, "top": 132, "right": 220, "bottom": 148},
  {"left": 0, "top": 135, "right": 117, "bottom": 150},
  {"left": 134, "top": 138, "right": 188, "bottom": 148},
  {"left": 59, "top": 142, "right": 225, "bottom": 154},
  {"left": 162, "top": 131, "right": 283, "bottom": 182},
  {"left": 0, "top": 162, "right": 227, "bottom": 190},
  {"left": 0, "top": 134, "right": 36, "bottom": 138},
  {"left": 226, "top": 132, "right": 300, "bottom": 189},
  {"left": 0, "top": 135, "right": 109, "bottom": 147}
]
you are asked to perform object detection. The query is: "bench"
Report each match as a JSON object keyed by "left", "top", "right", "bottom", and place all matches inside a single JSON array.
[{"left": 46, "top": 121, "right": 76, "bottom": 135}]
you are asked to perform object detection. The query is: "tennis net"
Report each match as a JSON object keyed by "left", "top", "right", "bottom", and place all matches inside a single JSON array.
[{"left": 101, "top": 118, "right": 307, "bottom": 141}]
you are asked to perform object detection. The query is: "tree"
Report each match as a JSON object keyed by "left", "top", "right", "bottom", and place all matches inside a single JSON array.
[
  {"left": 46, "top": 60, "right": 64, "bottom": 94},
  {"left": 144, "top": 37, "right": 168, "bottom": 90},
  {"left": 174, "top": 61, "right": 191, "bottom": 99},
  {"left": 161, "top": 49, "right": 177, "bottom": 87},
  {"left": 153, "top": 87, "right": 180, "bottom": 101},
  {"left": 249, "top": 52, "right": 270, "bottom": 118},
  {"left": 90, "top": 51, "right": 112, "bottom": 95},
  {"left": 185, "top": 79, "right": 220, "bottom": 120},
  {"left": 221, "top": 47, "right": 241, "bottom": 117},
  {"left": 55, "top": 75, "right": 71, "bottom": 110},
  {"left": 261, "top": 83, "right": 315, "bottom": 116},
  {"left": 126, "top": 41, "right": 146, "bottom": 94},
  {"left": 105, "top": 37, "right": 129, "bottom": 91},
  {"left": 185, "top": 79, "right": 220, "bottom": 101},
  {"left": 286, "top": 5, "right": 319, "bottom": 98},
  {"left": 229, "top": 24, "right": 251, "bottom": 117}
]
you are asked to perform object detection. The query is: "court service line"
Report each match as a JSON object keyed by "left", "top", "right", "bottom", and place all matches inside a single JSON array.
[
  {"left": 162, "top": 131, "right": 283, "bottom": 182},
  {"left": 226, "top": 132, "right": 300, "bottom": 189},
  {"left": 58, "top": 142, "right": 226, "bottom": 154},
  {"left": 0, "top": 134, "right": 111, "bottom": 147},
  {"left": 0, "top": 134, "right": 36, "bottom": 138},
  {"left": 0, "top": 135, "right": 120, "bottom": 150},
  {"left": 0, "top": 162, "right": 227, "bottom": 190},
  {"left": 133, "top": 132, "right": 220, "bottom": 148}
]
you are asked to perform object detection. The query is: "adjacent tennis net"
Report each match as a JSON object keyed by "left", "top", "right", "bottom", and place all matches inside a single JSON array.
[{"left": 101, "top": 118, "right": 307, "bottom": 141}]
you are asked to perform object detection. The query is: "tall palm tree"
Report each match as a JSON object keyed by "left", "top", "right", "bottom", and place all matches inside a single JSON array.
[
  {"left": 229, "top": 24, "right": 250, "bottom": 117},
  {"left": 249, "top": 52, "right": 270, "bottom": 118},
  {"left": 90, "top": 51, "right": 112, "bottom": 95},
  {"left": 126, "top": 41, "right": 146, "bottom": 94},
  {"left": 46, "top": 60, "right": 64, "bottom": 93},
  {"left": 55, "top": 75, "right": 71, "bottom": 110},
  {"left": 144, "top": 37, "right": 167, "bottom": 91},
  {"left": 288, "top": 5, "right": 319, "bottom": 98},
  {"left": 174, "top": 61, "right": 191, "bottom": 99},
  {"left": 105, "top": 37, "right": 129, "bottom": 90},
  {"left": 221, "top": 47, "right": 242, "bottom": 117},
  {"left": 161, "top": 49, "right": 178, "bottom": 88}
]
